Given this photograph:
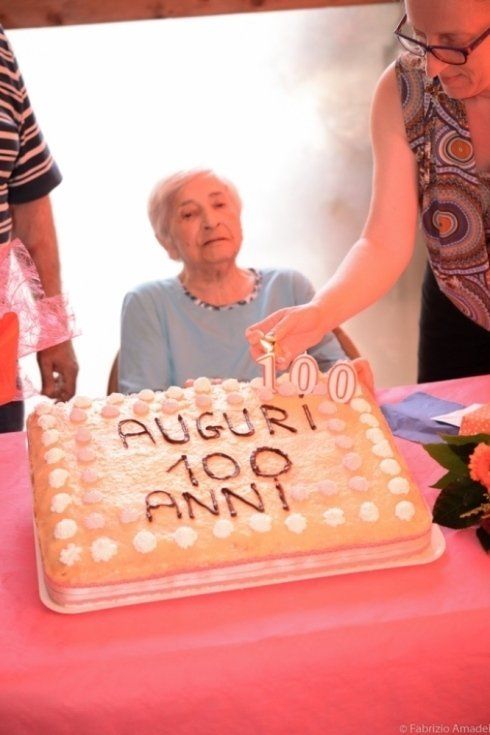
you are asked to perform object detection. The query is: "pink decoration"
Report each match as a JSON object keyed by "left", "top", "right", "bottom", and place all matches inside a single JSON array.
[
  {"left": 76, "top": 448, "right": 96, "bottom": 464},
  {"left": 342, "top": 452, "right": 363, "bottom": 472},
  {"left": 327, "top": 418, "right": 346, "bottom": 433},
  {"left": 84, "top": 512, "right": 106, "bottom": 529},
  {"left": 101, "top": 405, "right": 120, "bottom": 419},
  {"left": 75, "top": 428, "right": 92, "bottom": 444},
  {"left": 226, "top": 392, "right": 244, "bottom": 405},
  {"left": 120, "top": 508, "right": 142, "bottom": 524},
  {"left": 258, "top": 387, "right": 274, "bottom": 402},
  {"left": 349, "top": 476, "right": 369, "bottom": 493},
  {"left": 73, "top": 396, "right": 92, "bottom": 409},
  {"left": 160, "top": 399, "right": 179, "bottom": 414},
  {"left": 335, "top": 435, "right": 354, "bottom": 450},
  {"left": 195, "top": 394, "right": 212, "bottom": 409},
  {"left": 82, "top": 489, "right": 103, "bottom": 504},
  {"left": 277, "top": 381, "right": 298, "bottom": 397},
  {"left": 133, "top": 400, "right": 149, "bottom": 416},
  {"left": 36, "top": 402, "right": 54, "bottom": 415},
  {"left": 316, "top": 480, "right": 338, "bottom": 496},
  {"left": 289, "top": 485, "right": 310, "bottom": 502},
  {"left": 0, "top": 239, "right": 79, "bottom": 400},
  {"left": 81, "top": 469, "right": 98, "bottom": 485},
  {"left": 69, "top": 408, "right": 87, "bottom": 424}
]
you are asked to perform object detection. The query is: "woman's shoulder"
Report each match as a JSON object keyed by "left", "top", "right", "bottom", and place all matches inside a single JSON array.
[
  {"left": 258, "top": 266, "right": 311, "bottom": 285},
  {"left": 125, "top": 276, "right": 180, "bottom": 299},
  {"left": 393, "top": 53, "right": 426, "bottom": 94},
  {"left": 255, "top": 267, "right": 314, "bottom": 303}
]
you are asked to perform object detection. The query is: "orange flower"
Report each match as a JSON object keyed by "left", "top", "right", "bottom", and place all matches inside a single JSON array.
[{"left": 468, "top": 442, "right": 490, "bottom": 491}]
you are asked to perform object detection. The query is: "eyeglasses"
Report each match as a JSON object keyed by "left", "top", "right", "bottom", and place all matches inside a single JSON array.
[{"left": 394, "top": 14, "right": 490, "bottom": 65}]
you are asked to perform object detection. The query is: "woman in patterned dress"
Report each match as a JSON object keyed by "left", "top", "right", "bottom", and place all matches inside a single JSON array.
[{"left": 247, "top": 0, "right": 490, "bottom": 383}]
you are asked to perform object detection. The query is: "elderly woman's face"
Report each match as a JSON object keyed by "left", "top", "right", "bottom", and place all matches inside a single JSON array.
[
  {"left": 167, "top": 174, "right": 242, "bottom": 269},
  {"left": 406, "top": 0, "right": 490, "bottom": 99}
]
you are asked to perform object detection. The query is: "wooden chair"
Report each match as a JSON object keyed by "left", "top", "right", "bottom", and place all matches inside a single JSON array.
[
  {"left": 333, "top": 326, "right": 360, "bottom": 360},
  {"left": 107, "top": 351, "right": 119, "bottom": 395}
]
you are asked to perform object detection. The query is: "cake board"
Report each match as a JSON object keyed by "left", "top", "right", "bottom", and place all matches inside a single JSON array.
[{"left": 35, "top": 524, "right": 446, "bottom": 615}]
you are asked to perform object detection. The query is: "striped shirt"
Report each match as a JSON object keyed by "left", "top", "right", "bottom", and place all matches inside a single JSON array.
[{"left": 0, "top": 25, "right": 61, "bottom": 244}]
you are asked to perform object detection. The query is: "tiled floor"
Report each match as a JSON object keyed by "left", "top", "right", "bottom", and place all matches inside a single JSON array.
[{"left": 13, "top": 3, "right": 422, "bottom": 394}]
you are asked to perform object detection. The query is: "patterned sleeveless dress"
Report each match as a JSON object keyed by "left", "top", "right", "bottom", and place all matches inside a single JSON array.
[{"left": 395, "top": 54, "right": 490, "bottom": 331}]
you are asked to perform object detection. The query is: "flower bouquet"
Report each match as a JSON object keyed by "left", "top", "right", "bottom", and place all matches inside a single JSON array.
[{"left": 424, "top": 433, "right": 490, "bottom": 553}]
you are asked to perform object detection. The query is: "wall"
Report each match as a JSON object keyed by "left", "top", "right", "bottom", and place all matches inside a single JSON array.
[{"left": 10, "top": 3, "right": 424, "bottom": 399}]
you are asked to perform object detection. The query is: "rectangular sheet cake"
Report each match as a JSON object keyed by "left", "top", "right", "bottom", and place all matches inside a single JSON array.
[{"left": 27, "top": 368, "right": 434, "bottom": 609}]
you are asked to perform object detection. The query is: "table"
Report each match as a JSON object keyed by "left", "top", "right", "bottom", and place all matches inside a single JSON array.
[{"left": 1, "top": 376, "right": 489, "bottom": 735}]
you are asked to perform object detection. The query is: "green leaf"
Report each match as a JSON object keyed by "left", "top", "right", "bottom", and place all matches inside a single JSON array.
[
  {"left": 424, "top": 442, "right": 470, "bottom": 475},
  {"left": 432, "top": 479, "right": 487, "bottom": 529},
  {"left": 432, "top": 471, "right": 459, "bottom": 490},
  {"left": 440, "top": 432, "right": 490, "bottom": 446}
]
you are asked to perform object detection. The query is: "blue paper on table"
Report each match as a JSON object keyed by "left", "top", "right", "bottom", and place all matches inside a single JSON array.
[{"left": 380, "top": 391, "right": 464, "bottom": 444}]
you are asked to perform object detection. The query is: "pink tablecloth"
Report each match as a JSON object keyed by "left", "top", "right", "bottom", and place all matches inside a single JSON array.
[{"left": 1, "top": 376, "right": 489, "bottom": 735}]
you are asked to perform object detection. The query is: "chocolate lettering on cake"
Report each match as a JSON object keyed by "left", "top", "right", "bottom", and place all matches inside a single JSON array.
[
  {"left": 118, "top": 419, "right": 156, "bottom": 448},
  {"left": 259, "top": 405, "right": 297, "bottom": 435},
  {"left": 183, "top": 489, "right": 219, "bottom": 519},
  {"left": 221, "top": 483, "right": 265, "bottom": 517},
  {"left": 202, "top": 452, "right": 240, "bottom": 480},
  {"left": 274, "top": 478, "right": 290, "bottom": 511},
  {"left": 301, "top": 403, "right": 317, "bottom": 431},
  {"left": 250, "top": 446, "right": 292, "bottom": 477},
  {"left": 154, "top": 415, "right": 190, "bottom": 444},
  {"left": 146, "top": 490, "right": 182, "bottom": 521},
  {"left": 196, "top": 412, "right": 224, "bottom": 439},
  {"left": 223, "top": 409, "right": 255, "bottom": 437},
  {"left": 167, "top": 454, "right": 199, "bottom": 486}
]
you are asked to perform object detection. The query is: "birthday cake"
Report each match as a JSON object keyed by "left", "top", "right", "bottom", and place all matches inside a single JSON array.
[{"left": 27, "top": 362, "right": 433, "bottom": 610}]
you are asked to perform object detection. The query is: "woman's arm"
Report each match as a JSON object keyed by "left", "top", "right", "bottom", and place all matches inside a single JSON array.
[{"left": 247, "top": 62, "right": 420, "bottom": 366}]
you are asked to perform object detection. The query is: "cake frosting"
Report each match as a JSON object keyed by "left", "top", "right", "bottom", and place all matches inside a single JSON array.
[{"left": 27, "top": 366, "right": 433, "bottom": 609}]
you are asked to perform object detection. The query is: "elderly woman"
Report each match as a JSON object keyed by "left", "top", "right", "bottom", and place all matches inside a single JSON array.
[
  {"left": 118, "top": 169, "right": 347, "bottom": 393},
  {"left": 248, "top": 0, "right": 490, "bottom": 383}
]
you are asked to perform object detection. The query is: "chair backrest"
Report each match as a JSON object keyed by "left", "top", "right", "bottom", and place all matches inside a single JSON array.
[
  {"left": 333, "top": 326, "right": 360, "bottom": 360},
  {"left": 107, "top": 351, "right": 119, "bottom": 395}
]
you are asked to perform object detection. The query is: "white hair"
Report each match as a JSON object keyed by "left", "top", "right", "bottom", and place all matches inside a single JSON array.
[{"left": 147, "top": 169, "right": 242, "bottom": 248}]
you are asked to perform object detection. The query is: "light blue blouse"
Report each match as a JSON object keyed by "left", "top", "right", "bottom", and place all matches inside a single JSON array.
[{"left": 119, "top": 268, "right": 346, "bottom": 393}]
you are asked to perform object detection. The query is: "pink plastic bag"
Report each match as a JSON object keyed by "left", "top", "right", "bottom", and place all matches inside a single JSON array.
[{"left": 0, "top": 238, "right": 79, "bottom": 403}]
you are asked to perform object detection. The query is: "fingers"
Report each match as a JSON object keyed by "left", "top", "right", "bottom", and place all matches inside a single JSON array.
[
  {"left": 39, "top": 362, "right": 57, "bottom": 399},
  {"left": 245, "top": 310, "right": 288, "bottom": 345},
  {"left": 60, "top": 361, "right": 78, "bottom": 400},
  {"left": 245, "top": 328, "right": 264, "bottom": 347},
  {"left": 246, "top": 311, "right": 295, "bottom": 370},
  {"left": 38, "top": 342, "right": 79, "bottom": 402}
]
